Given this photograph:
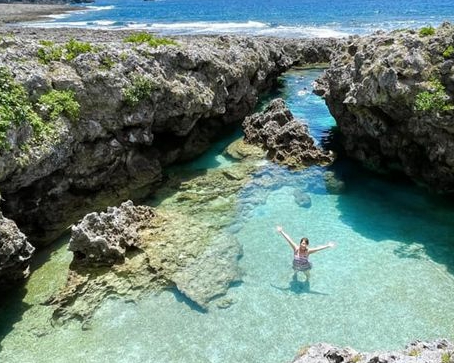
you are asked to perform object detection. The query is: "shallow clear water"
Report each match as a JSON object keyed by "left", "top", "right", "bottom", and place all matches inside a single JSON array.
[
  {"left": 1, "top": 70, "right": 454, "bottom": 363},
  {"left": 23, "top": 0, "right": 454, "bottom": 37}
]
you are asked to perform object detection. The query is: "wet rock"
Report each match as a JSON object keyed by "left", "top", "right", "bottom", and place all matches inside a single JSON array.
[
  {"left": 315, "top": 23, "right": 454, "bottom": 192},
  {"left": 172, "top": 233, "right": 243, "bottom": 309},
  {"left": 243, "top": 98, "right": 335, "bottom": 168},
  {"left": 293, "top": 189, "right": 312, "bottom": 208},
  {"left": 291, "top": 340, "right": 454, "bottom": 363},
  {"left": 0, "top": 212, "right": 35, "bottom": 290},
  {"left": 324, "top": 171, "right": 346, "bottom": 194},
  {"left": 69, "top": 200, "right": 156, "bottom": 266}
]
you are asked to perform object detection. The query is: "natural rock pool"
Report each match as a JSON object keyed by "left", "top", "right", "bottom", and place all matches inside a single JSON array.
[{"left": 1, "top": 69, "right": 454, "bottom": 363}]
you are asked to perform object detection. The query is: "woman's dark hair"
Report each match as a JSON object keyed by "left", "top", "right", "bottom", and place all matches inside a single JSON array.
[{"left": 300, "top": 237, "right": 309, "bottom": 245}]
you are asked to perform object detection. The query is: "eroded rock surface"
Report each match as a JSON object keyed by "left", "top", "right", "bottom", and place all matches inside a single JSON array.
[
  {"left": 243, "top": 98, "right": 334, "bottom": 167},
  {"left": 0, "top": 27, "right": 341, "bottom": 245},
  {"left": 69, "top": 201, "right": 156, "bottom": 266},
  {"left": 315, "top": 23, "right": 454, "bottom": 191},
  {"left": 0, "top": 212, "right": 35, "bottom": 289},
  {"left": 292, "top": 340, "right": 454, "bottom": 363}
]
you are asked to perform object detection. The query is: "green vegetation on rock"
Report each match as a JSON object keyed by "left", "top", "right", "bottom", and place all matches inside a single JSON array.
[
  {"left": 37, "top": 38, "right": 94, "bottom": 64},
  {"left": 441, "top": 352, "right": 452, "bottom": 363},
  {"left": 122, "top": 75, "right": 156, "bottom": 107},
  {"left": 419, "top": 26, "right": 435, "bottom": 37},
  {"left": 0, "top": 66, "right": 52, "bottom": 151},
  {"left": 38, "top": 90, "right": 80, "bottom": 122},
  {"left": 415, "top": 79, "right": 453, "bottom": 112},
  {"left": 443, "top": 45, "right": 454, "bottom": 58},
  {"left": 123, "top": 32, "right": 178, "bottom": 47}
]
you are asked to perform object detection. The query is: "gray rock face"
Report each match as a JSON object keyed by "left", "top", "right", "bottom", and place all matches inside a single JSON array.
[
  {"left": 292, "top": 340, "right": 454, "bottom": 363},
  {"left": 69, "top": 200, "right": 155, "bottom": 266},
  {"left": 315, "top": 23, "right": 454, "bottom": 192},
  {"left": 0, "top": 28, "right": 341, "bottom": 245},
  {"left": 172, "top": 233, "right": 243, "bottom": 308},
  {"left": 0, "top": 212, "right": 35, "bottom": 289},
  {"left": 243, "top": 98, "right": 335, "bottom": 167}
]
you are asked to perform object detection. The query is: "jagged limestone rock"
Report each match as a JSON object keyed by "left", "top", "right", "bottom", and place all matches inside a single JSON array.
[
  {"left": 243, "top": 98, "right": 335, "bottom": 168},
  {"left": 315, "top": 23, "right": 454, "bottom": 192},
  {"left": 0, "top": 212, "right": 35, "bottom": 289}
]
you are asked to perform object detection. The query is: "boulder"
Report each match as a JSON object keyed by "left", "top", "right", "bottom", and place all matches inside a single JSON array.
[
  {"left": 0, "top": 212, "right": 35, "bottom": 289},
  {"left": 243, "top": 98, "right": 334, "bottom": 168}
]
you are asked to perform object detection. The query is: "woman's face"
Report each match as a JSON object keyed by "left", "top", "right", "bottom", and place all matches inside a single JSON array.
[{"left": 300, "top": 240, "right": 308, "bottom": 249}]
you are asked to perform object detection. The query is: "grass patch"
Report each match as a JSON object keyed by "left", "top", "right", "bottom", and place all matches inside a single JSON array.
[
  {"left": 99, "top": 55, "right": 115, "bottom": 70},
  {"left": 415, "top": 79, "right": 453, "bottom": 112},
  {"left": 123, "top": 32, "right": 178, "bottom": 47},
  {"left": 37, "top": 38, "right": 94, "bottom": 64},
  {"left": 419, "top": 26, "right": 435, "bottom": 37},
  {"left": 443, "top": 45, "right": 454, "bottom": 59},
  {"left": 0, "top": 67, "right": 53, "bottom": 151},
  {"left": 38, "top": 90, "right": 80, "bottom": 122},
  {"left": 122, "top": 75, "right": 156, "bottom": 107},
  {"left": 441, "top": 352, "right": 452, "bottom": 363}
]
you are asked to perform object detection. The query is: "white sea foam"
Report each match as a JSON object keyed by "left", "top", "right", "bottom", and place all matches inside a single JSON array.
[{"left": 85, "top": 5, "right": 116, "bottom": 11}]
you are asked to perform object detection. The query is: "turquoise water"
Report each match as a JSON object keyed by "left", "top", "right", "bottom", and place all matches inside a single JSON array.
[
  {"left": 24, "top": 0, "right": 454, "bottom": 37},
  {"left": 1, "top": 70, "right": 454, "bottom": 363}
]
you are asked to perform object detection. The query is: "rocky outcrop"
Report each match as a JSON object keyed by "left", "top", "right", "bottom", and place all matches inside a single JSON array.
[
  {"left": 292, "top": 340, "right": 454, "bottom": 363},
  {"left": 0, "top": 28, "right": 341, "bottom": 246},
  {"left": 315, "top": 23, "right": 454, "bottom": 192},
  {"left": 0, "top": 212, "right": 35, "bottom": 289},
  {"left": 69, "top": 201, "right": 156, "bottom": 266},
  {"left": 243, "top": 98, "right": 334, "bottom": 167}
]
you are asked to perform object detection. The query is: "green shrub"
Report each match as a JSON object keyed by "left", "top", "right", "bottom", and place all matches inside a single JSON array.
[
  {"left": 38, "top": 90, "right": 80, "bottom": 122},
  {"left": 123, "top": 32, "right": 178, "bottom": 47},
  {"left": 443, "top": 45, "right": 454, "bottom": 58},
  {"left": 99, "top": 55, "right": 115, "bottom": 70},
  {"left": 415, "top": 79, "right": 453, "bottom": 112},
  {"left": 37, "top": 43, "right": 63, "bottom": 64},
  {"left": 419, "top": 26, "right": 435, "bottom": 37},
  {"left": 0, "top": 67, "right": 53, "bottom": 151},
  {"left": 441, "top": 352, "right": 452, "bottom": 363},
  {"left": 122, "top": 75, "right": 156, "bottom": 107},
  {"left": 64, "top": 38, "right": 93, "bottom": 61},
  {"left": 37, "top": 38, "right": 93, "bottom": 64}
]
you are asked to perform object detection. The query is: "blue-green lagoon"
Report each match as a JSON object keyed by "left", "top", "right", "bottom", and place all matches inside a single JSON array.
[{"left": 1, "top": 70, "right": 454, "bottom": 363}]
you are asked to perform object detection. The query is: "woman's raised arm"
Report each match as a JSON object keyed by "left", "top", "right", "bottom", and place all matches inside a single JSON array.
[{"left": 276, "top": 226, "right": 298, "bottom": 252}]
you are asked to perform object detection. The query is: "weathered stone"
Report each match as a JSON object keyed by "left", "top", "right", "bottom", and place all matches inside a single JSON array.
[
  {"left": 0, "top": 212, "right": 35, "bottom": 289},
  {"left": 315, "top": 23, "right": 454, "bottom": 192},
  {"left": 292, "top": 340, "right": 454, "bottom": 363},
  {"left": 243, "top": 98, "right": 335, "bottom": 168},
  {"left": 0, "top": 28, "right": 342, "bottom": 245},
  {"left": 293, "top": 189, "right": 312, "bottom": 208},
  {"left": 69, "top": 200, "right": 156, "bottom": 266}
]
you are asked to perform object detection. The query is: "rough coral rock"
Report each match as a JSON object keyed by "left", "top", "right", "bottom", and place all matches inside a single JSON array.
[
  {"left": 0, "top": 212, "right": 35, "bottom": 289},
  {"left": 292, "top": 340, "right": 454, "bottom": 363},
  {"left": 0, "top": 27, "right": 341, "bottom": 245},
  {"left": 315, "top": 23, "right": 454, "bottom": 192},
  {"left": 243, "top": 98, "right": 334, "bottom": 167},
  {"left": 69, "top": 200, "right": 155, "bottom": 266}
]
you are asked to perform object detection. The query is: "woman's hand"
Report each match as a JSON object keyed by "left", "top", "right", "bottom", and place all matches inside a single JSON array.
[
  {"left": 276, "top": 226, "right": 283, "bottom": 233},
  {"left": 327, "top": 242, "right": 336, "bottom": 248}
]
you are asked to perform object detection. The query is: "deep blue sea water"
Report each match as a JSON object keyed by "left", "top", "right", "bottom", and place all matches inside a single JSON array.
[{"left": 24, "top": 0, "right": 454, "bottom": 37}]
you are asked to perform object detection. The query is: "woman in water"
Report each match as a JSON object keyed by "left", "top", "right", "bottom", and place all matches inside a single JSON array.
[{"left": 276, "top": 226, "right": 335, "bottom": 281}]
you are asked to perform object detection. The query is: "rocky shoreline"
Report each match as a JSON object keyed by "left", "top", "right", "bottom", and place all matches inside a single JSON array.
[
  {"left": 1, "top": 22, "right": 454, "bottom": 363},
  {"left": 0, "top": 4, "right": 83, "bottom": 24}
]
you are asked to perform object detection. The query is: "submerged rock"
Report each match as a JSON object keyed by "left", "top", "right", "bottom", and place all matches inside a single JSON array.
[
  {"left": 0, "top": 212, "right": 35, "bottom": 289},
  {"left": 243, "top": 98, "right": 335, "bottom": 168},
  {"left": 315, "top": 23, "right": 454, "bottom": 192},
  {"left": 172, "top": 233, "right": 243, "bottom": 309},
  {"left": 292, "top": 339, "right": 454, "bottom": 363}
]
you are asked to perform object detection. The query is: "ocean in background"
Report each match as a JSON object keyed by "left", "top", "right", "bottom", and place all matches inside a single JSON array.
[{"left": 22, "top": 0, "right": 454, "bottom": 37}]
